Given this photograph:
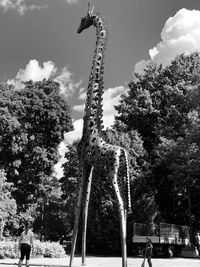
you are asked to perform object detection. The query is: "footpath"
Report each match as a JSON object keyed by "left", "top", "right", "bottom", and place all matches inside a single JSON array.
[
  {"left": 0, "top": 257, "right": 68, "bottom": 267},
  {"left": 0, "top": 256, "right": 200, "bottom": 267}
]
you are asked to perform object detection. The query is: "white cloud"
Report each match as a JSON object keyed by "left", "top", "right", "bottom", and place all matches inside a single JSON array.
[
  {"left": 18, "top": 60, "right": 56, "bottom": 81},
  {"left": 73, "top": 87, "right": 86, "bottom": 111},
  {"left": 78, "top": 88, "right": 86, "bottom": 100},
  {"left": 134, "top": 59, "right": 151, "bottom": 75},
  {"left": 54, "top": 119, "right": 83, "bottom": 178},
  {"left": 7, "top": 59, "right": 57, "bottom": 90},
  {"left": 102, "top": 86, "right": 127, "bottom": 128},
  {"left": 54, "top": 67, "right": 82, "bottom": 97},
  {"left": 53, "top": 142, "right": 69, "bottom": 179},
  {"left": 64, "top": 119, "right": 83, "bottom": 144},
  {"left": 0, "top": 0, "right": 47, "bottom": 15},
  {"left": 54, "top": 118, "right": 83, "bottom": 178},
  {"left": 135, "top": 8, "right": 200, "bottom": 74},
  {"left": 7, "top": 59, "right": 82, "bottom": 97}
]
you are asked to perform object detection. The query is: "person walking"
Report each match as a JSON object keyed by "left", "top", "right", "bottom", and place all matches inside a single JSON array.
[
  {"left": 18, "top": 222, "right": 34, "bottom": 267},
  {"left": 195, "top": 232, "right": 200, "bottom": 252},
  {"left": 146, "top": 237, "right": 153, "bottom": 267}
]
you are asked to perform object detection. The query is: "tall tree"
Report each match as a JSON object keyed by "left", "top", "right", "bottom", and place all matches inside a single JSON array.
[
  {"left": 0, "top": 169, "right": 17, "bottom": 238},
  {"left": 114, "top": 52, "right": 200, "bottom": 233},
  {"left": 60, "top": 140, "right": 81, "bottom": 238},
  {"left": 115, "top": 52, "right": 200, "bottom": 153},
  {"left": 0, "top": 80, "right": 73, "bottom": 211}
]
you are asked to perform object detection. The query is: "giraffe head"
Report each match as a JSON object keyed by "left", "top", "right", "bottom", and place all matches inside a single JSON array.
[{"left": 77, "top": 2, "right": 95, "bottom": 34}]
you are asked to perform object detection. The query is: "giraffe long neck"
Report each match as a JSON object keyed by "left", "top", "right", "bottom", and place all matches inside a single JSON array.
[{"left": 83, "top": 13, "right": 108, "bottom": 137}]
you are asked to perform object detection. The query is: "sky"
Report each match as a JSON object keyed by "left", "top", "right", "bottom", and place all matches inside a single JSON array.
[{"left": 1, "top": 0, "right": 200, "bottom": 177}]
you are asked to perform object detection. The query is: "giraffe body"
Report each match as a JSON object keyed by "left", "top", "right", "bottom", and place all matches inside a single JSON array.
[{"left": 69, "top": 6, "right": 131, "bottom": 267}]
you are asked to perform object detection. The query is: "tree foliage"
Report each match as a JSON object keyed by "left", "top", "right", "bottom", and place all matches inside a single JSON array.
[
  {"left": 0, "top": 79, "right": 74, "bottom": 240},
  {"left": 0, "top": 169, "right": 17, "bottom": 239},
  {"left": 0, "top": 80, "right": 73, "bottom": 211},
  {"left": 0, "top": 169, "right": 16, "bottom": 218},
  {"left": 115, "top": 52, "right": 200, "bottom": 153},
  {"left": 115, "top": 52, "right": 200, "bottom": 235}
]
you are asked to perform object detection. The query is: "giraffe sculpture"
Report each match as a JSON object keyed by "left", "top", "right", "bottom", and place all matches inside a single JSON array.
[{"left": 69, "top": 4, "right": 131, "bottom": 267}]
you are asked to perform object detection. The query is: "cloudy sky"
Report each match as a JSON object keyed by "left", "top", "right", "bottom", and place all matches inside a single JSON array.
[{"left": 1, "top": 0, "right": 200, "bottom": 176}]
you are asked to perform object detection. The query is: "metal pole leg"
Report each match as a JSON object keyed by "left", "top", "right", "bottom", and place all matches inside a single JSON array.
[
  {"left": 82, "top": 165, "right": 94, "bottom": 266},
  {"left": 69, "top": 169, "right": 85, "bottom": 267}
]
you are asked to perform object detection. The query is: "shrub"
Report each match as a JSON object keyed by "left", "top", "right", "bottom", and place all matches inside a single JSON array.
[
  {"left": 0, "top": 240, "right": 66, "bottom": 259},
  {"left": 0, "top": 241, "right": 18, "bottom": 259},
  {"left": 32, "top": 240, "right": 66, "bottom": 258}
]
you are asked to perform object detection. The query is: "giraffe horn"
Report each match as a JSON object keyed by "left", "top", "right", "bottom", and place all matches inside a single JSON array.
[{"left": 90, "top": 6, "right": 94, "bottom": 15}]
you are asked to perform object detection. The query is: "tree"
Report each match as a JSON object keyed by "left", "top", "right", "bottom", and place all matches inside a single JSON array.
[
  {"left": 0, "top": 80, "right": 73, "bottom": 212},
  {"left": 115, "top": 52, "right": 200, "bottom": 153},
  {"left": 60, "top": 140, "right": 81, "bottom": 239},
  {"left": 152, "top": 125, "right": 200, "bottom": 231},
  {"left": 114, "top": 52, "right": 200, "bottom": 235},
  {"left": 0, "top": 169, "right": 17, "bottom": 238},
  {"left": 32, "top": 174, "right": 67, "bottom": 241}
]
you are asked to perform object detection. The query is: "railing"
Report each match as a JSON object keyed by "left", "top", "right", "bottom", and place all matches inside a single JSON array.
[{"left": 133, "top": 222, "right": 189, "bottom": 244}]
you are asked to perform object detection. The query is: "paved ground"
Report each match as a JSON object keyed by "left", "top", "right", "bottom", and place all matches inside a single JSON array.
[{"left": 0, "top": 256, "right": 200, "bottom": 267}]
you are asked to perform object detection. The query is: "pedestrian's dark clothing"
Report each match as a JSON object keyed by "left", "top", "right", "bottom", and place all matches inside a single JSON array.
[
  {"left": 20, "top": 243, "right": 31, "bottom": 261},
  {"left": 18, "top": 226, "right": 34, "bottom": 267},
  {"left": 146, "top": 245, "right": 153, "bottom": 257},
  {"left": 146, "top": 240, "right": 153, "bottom": 267},
  {"left": 195, "top": 233, "right": 200, "bottom": 252}
]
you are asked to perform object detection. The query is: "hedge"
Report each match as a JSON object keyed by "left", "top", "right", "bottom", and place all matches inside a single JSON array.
[{"left": 0, "top": 240, "right": 66, "bottom": 259}]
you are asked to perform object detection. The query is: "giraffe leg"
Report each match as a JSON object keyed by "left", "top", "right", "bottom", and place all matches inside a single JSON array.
[
  {"left": 82, "top": 165, "right": 94, "bottom": 266},
  {"left": 69, "top": 167, "right": 85, "bottom": 267},
  {"left": 112, "top": 160, "right": 127, "bottom": 267}
]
